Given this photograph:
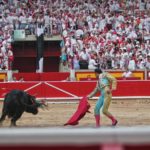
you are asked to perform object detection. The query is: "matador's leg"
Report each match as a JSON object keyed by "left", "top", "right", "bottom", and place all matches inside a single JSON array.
[
  {"left": 102, "top": 88, "right": 118, "bottom": 126},
  {"left": 94, "top": 90, "right": 104, "bottom": 127}
]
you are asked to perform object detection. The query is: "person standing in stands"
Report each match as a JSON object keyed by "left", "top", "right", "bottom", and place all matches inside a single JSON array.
[
  {"left": 122, "top": 67, "right": 133, "bottom": 79},
  {"left": 7, "top": 45, "right": 14, "bottom": 70},
  {"left": 87, "top": 68, "right": 118, "bottom": 127}
]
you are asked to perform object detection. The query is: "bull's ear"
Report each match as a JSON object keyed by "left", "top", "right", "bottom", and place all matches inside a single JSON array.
[
  {"left": 25, "top": 91, "right": 29, "bottom": 95},
  {"left": 32, "top": 96, "right": 36, "bottom": 99},
  {"left": 26, "top": 93, "right": 30, "bottom": 97}
]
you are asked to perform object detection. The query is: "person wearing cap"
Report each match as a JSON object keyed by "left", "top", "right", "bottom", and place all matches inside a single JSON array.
[{"left": 87, "top": 68, "right": 118, "bottom": 127}]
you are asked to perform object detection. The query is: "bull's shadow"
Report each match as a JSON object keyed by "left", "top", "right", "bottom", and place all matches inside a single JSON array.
[{"left": 0, "top": 89, "right": 47, "bottom": 127}]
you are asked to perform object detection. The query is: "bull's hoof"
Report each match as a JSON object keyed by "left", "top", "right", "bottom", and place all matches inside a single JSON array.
[
  {"left": 0, "top": 122, "right": 3, "bottom": 126},
  {"left": 10, "top": 125, "right": 17, "bottom": 128},
  {"left": 10, "top": 123, "right": 17, "bottom": 127}
]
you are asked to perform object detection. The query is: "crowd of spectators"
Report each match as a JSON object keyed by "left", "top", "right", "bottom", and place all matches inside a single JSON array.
[
  {"left": 0, "top": 0, "right": 150, "bottom": 71},
  {"left": 59, "top": 0, "right": 150, "bottom": 71}
]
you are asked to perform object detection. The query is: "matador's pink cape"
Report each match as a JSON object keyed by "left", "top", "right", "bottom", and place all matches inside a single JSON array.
[{"left": 64, "top": 96, "right": 91, "bottom": 126}]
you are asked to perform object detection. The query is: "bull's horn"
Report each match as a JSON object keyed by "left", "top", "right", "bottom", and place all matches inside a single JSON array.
[{"left": 40, "top": 100, "right": 49, "bottom": 110}]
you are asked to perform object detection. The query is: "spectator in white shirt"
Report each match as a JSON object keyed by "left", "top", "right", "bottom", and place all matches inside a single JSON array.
[
  {"left": 88, "top": 55, "right": 98, "bottom": 70},
  {"left": 122, "top": 68, "right": 133, "bottom": 78},
  {"left": 137, "top": 55, "right": 146, "bottom": 69},
  {"left": 145, "top": 54, "right": 150, "bottom": 69},
  {"left": 128, "top": 55, "right": 136, "bottom": 71}
]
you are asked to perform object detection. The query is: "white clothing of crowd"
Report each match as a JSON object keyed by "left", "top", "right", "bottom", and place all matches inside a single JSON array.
[{"left": 0, "top": 0, "right": 150, "bottom": 71}]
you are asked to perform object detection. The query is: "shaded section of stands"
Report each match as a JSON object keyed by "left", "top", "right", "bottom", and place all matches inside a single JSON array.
[{"left": 12, "top": 40, "right": 61, "bottom": 72}]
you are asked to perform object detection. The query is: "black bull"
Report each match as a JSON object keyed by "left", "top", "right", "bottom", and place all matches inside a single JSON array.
[{"left": 0, "top": 90, "right": 44, "bottom": 126}]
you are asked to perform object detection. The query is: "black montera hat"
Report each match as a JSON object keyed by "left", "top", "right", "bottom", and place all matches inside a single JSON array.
[{"left": 94, "top": 68, "right": 102, "bottom": 74}]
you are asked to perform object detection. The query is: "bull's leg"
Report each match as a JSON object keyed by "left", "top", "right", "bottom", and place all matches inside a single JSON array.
[
  {"left": 10, "top": 112, "right": 23, "bottom": 127},
  {"left": 10, "top": 119, "right": 17, "bottom": 127},
  {"left": 0, "top": 111, "right": 7, "bottom": 126}
]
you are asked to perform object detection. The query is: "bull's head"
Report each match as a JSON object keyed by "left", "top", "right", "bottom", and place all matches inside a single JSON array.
[
  {"left": 25, "top": 94, "right": 48, "bottom": 114},
  {"left": 25, "top": 95, "right": 39, "bottom": 114}
]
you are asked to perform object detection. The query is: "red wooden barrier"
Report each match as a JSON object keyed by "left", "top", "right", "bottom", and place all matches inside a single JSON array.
[
  {"left": 13, "top": 72, "right": 70, "bottom": 81},
  {"left": 0, "top": 80, "right": 150, "bottom": 99}
]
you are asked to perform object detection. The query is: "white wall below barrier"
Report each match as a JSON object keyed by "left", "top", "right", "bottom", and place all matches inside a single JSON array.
[{"left": 0, "top": 127, "right": 150, "bottom": 150}]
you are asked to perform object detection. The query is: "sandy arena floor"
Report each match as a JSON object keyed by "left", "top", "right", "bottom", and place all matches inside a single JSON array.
[{"left": 0, "top": 99, "right": 150, "bottom": 128}]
